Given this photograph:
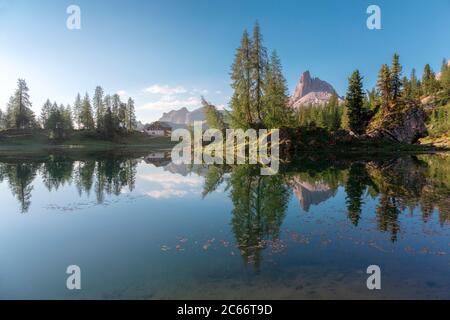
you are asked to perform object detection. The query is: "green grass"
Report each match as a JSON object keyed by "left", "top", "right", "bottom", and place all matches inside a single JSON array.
[{"left": 0, "top": 129, "right": 177, "bottom": 154}]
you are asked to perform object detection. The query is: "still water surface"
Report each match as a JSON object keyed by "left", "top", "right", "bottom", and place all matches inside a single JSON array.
[{"left": 0, "top": 151, "right": 448, "bottom": 299}]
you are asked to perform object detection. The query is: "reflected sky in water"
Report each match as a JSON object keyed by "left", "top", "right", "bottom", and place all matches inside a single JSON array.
[{"left": 0, "top": 152, "right": 449, "bottom": 299}]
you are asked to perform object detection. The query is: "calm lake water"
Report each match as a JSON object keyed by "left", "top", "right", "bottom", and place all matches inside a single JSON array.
[{"left": 0, "top": 150, "right": 449, "bottom": 299}]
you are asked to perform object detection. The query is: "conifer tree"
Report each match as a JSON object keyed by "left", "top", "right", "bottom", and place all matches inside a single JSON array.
[
  {"left": 40, "top": 99, "right": 52, "bottom": 129},
  {"left": 230, "top": 30, "right": 253, "bottom": 128},
  {"left": 202, "top": 97, "right": 226, "bottom": 130},
  {"left": 345, "top": 70, "right": 366, "bottom": 135},
  {"left": 377, "top": 64, "right": 391, "bottom": 109},
  {"left": 263, "top": 50, "right": 291, "bottom": 128},
  {"left": 5, "top": 79, "right": 36, "bottom": 129},
  {"left": 250, "top": 22, "right": 267, "bottom": 124},
  {"left": 390, "top": 53, "right": 402, "bottom": 101},
  {"left": 422, "top": 64, "right": 437, "bottom": 96},
  {"left": 73, "top": 93, "right": 82, "bottom": 129},
  {"left": 80, "top": 93, "right": 95, "bottom": 130},
  {"left": 125, "top": 98, "right": 137, "bottom": 132},
  {"left": 93, "top": 86, "right": 105, "bottom": 130}
]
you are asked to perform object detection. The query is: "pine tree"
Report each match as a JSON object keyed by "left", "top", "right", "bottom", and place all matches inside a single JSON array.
[
  {"left": 422, "top": 64, "right": 437, "bottom": 96},
  {"left": 6, "top": 79, "right": 36, "bottom": 129},
  {"left": 230, "top": 30, "right": 253, "bottom": 128},
  {"left": 80, "top": 93, "right": 95, "bottom": 130},
  {"left": 40, "top": 99, "right": 52, "bottom": 129},
  {"left": 410, "top": 68, "right": 421, "bottom": 100},
  {"left": 390, "top": 53, "right": 403, "bottom": 102},
  {"left": 377, "top": 64, "right": 391, "bottom": 109},
  {"left": 263, "top": 50, "right": 291, "bottom": 128},
  {"left": 202, "top": 97, "right": 226, "bottom": 130},
  {"left": 111, "top": 94, "right": 121, "bottom": 130},
  {"left": 438, "top": 59, "right": 450, "bottom": 104},
  {"left": 0, "top": 109, "right": 5, "bottom": 130},
  {"left": 345, "top": 70, "right": 366, "bottom": 135},
  {"left": 73, "top": 93, "right": 82, "bottom": 130},
  {"left": 125, "top": 98, "right": 137, "bottom": 132},
  {"left": 93, "top": 86, "right": 105, "bottom": 130},
  {"left": 250, "top": 21, "right": 268, "bottom": 124}
]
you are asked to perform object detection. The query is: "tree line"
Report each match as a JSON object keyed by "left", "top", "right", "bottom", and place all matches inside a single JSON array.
[
  {"left": 203, "top": 23, "right": 449, "bottom": 141},
  {"left": 0, "top": 80, "right": 137, "bottom": 140}
]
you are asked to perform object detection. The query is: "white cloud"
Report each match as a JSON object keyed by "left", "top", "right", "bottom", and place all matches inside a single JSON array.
[
  {"left": 143, "top": 84, "right": 187, "bottom": 95},
  {"left": 191, "top": 88, "right": 209, "bottom": 95},
  {"left": 139, "top": 172, "right": 202, "bottom": 199},
  {"left": 144, "top": 189, "right": 188, "bottom": 199},
  {"left": 138, "top": 96, "right": 200, "bottom": 111},
  {"left": 117, "top": 90, "right": 127, "bottom": 96},
  {"left": 215, "top": 90, "right": 222, "bottom": 95}
]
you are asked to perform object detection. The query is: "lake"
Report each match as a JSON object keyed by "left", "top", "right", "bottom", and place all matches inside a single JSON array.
[{"left": 0, "top": 150, "right": 448, "bottom": 299}]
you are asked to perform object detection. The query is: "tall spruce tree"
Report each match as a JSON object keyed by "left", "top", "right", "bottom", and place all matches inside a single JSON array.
[
  {"left": 6, "top": 79, "right": 36, "bottom": 129},
  {"left": 40, "top": 99, "right": 52, "bottom": 129},
  {"left": 263, "top": 50, "right": 291, "bottom": 128},
  {"left": 73, "top": 93, "right": 82, "bottom": 129},
  {"left": 125, "top": 98, "right": 137, "bottom": 132},
  {"left": 250, "top": 22, "right": 267, "bottom": 124},
  {"left": 422, "top": 64, "right": 437, "bottom": 96},
  {"left": 345, "top": 70, "right": 366, "bottom": 135},
  {"left": 377, "top": 64, "right": 392, "bottom": 109},
  {"left": 93, "top": 86, "right": 105, "bottom": 130},
  {"left": 230, "top": 30, "right": 253, "bottom": 128},
  {"left": 390, "top": 53, "right": 402, "bottom": 101},
  {"left": 80, "top": 93, "right": 95, "bottom": 130}
]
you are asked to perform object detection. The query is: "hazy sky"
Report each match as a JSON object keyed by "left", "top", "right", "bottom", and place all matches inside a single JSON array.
[{"left": 1, "top": 0, "right": 449, "bottom": 123}]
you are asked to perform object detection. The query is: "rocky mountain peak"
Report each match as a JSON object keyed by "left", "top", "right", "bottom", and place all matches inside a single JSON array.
[{"left": 290, "top": 71, "right": 340, "bottom": 108}]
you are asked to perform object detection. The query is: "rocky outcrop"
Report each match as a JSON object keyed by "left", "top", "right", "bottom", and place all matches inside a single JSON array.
[
  {"left": 290, "top": 71, "right": 341, "bottom": 108},
  {"left": 367, "top": 106, "right": 428, "bottom": 144}
]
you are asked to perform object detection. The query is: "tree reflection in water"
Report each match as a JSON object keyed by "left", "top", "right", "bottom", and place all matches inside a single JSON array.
[{"left": 0, "top": 153, "right": 449, "bottom": 261}]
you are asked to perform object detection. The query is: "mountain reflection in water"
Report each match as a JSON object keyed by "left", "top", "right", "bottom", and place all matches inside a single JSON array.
[{"left": 0, "top": 151, "right": 449, "bottom": 299}]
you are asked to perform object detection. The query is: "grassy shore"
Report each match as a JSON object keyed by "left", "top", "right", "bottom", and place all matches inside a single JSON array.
[{"left": 0, "top": 129, "right": 177, "bottom": 155}]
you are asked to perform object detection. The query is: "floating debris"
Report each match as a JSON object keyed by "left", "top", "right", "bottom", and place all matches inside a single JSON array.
[{"left": 160, "top": 245, "right": 170, "bottom": 252}]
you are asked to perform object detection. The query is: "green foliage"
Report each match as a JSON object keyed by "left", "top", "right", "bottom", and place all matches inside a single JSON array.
[
  {"left": 296, "top": 95, "right": 343, "bottom": 131},
  {"left": 263, "top": 51, "right": 295, "bottom": 128},
  {"left": 202, "top": 97, "right": 226, "bottom": 130},
  {"left": 427, "top": 103, "right": 450, "bottom": 137},
  {"left": 422, "top": 64, "right": 439, "bottom": 96},
  {"left": 93, "top": 86, "right": 105, "bottom": 130},
  {"left": 80, "top": 93, "right": 95, "bottom": 130},
  {"left": 390, "top": 53, "right": 402, "bottom": 101},
  {"left": 125, "top": 98, "right": 137, "bottom": 132},
  {"left": 377, "top": 64, "right": 391, "bottom": 108},
  {"left": 345, "top": 70, "right": 367, "bottom": 135},
  {"left": 5, "top": 79, "right": 37, "bottom": 129}
]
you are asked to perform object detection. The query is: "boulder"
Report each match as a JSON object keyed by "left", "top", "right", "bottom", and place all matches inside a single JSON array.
[{"left": 367, "top": 107, "right": 428, "bottom": 144}]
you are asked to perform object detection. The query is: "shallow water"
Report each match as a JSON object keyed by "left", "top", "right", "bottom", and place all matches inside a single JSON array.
[{"left": 0, "top": 151, "right": 448, "bottom": 299}]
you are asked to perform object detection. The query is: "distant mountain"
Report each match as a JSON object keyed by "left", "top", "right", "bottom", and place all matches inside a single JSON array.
[
  {"left": 290, "top": 71, "right": 341, "bottom": 108},
  {"left": 159, "top": 107, "right": 206, "bottom": 125}
]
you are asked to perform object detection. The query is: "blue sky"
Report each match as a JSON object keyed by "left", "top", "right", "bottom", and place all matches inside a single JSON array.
[{"left": 1, "top": 0, "right": 449, "bottom": 123}]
